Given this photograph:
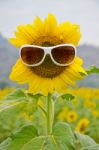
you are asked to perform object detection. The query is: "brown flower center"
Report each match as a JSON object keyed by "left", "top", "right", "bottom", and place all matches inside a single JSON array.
[
  {"left": 80, "top": 123, "right": 86, "bottom": 132},
  {"left": 30, "top": 54, "right": 66, "bottom": 78},
  {"left": 32, "top": 36, "right": 64, "bottom": 46},
  {"left": 30, "top": 41, "right": 67, "bottom": 78},
  {"left": 70, "top": 114, "right": 75, "bottom": 119}
]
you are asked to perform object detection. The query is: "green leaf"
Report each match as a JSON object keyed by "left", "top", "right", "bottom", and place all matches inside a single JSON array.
[
  {"left": 61, "top": 93, "right": 75, "bottom": 101},
  {"left": 81, "top": 145, "right": 99, "bottom": 150},
  {"left": 79, "top": 72, "right": 87, "bottom": 76},
  {"left": 18, "top": 122, "right": 75, "bottom": 150},
  {"left": 27, "top": 93, "right": 42, "bottom": 100},
  {"left": 7, "top": 125, "right": 38, "bottom": 150},
  {"left": 75, "top": 132, "right": 99, "bottom": 149},
  {"left": 0, "top": 89, "right": 27, "bottom": 112},
  {"left": 52, "top": 122, "right": 75, "bottom": 149},
  {"left": 86, "top": 66, "right": 99, "bottom": 74},
  {"left": 0, "top": 89, "right": 39, "bottom": 114},
  {"left": 0, "top": 100, "right": 26, "bottom": 113},
  {"left": 1, "top": 123, "right": 98, "bottom": 150},
  {"left": 0, "top": 138, "right": 11, "bottom": 150},
  {"left": 1, "top": 122, "right": 75, "bottom": 150},
  {"left": 24, "top": 93, "right": 43, "bottom": 113},
  {"left": 4, "top": 89, "right": 27, "bottom": 101},
  {"left": 0, "top": 89, "right": 27, "bottom": 113},
  {"left": 4, "top": 89, "right": 42, "bottom": 102},
  {"left": 75, "top": 132, "right": 96, "bottom": 147}
]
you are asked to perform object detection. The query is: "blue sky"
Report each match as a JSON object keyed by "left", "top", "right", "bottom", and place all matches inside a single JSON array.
[{"left": 0, "top": 0, "right": 99, "bottom": 46}]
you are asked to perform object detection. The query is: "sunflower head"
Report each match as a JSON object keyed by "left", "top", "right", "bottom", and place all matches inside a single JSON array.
[
  {"left": 67, "top": 111, "right": 78, "bottom": 123},
  {"left": 75, "top": 118, "right": 89, "bottom": 134},
  {"left": 9, "top": 13, "right": 87, "bottom": 95}
]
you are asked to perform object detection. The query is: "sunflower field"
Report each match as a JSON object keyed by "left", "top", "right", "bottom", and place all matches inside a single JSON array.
[{"left": 0, "top": 86, "right": 99, "bottom": 149}]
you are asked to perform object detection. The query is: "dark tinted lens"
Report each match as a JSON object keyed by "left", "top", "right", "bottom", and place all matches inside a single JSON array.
[
  {"left": 51, "top": 46, "right": 75, "bottom": 65},
  {"left": 21, "top": 47, "right": 44, "bottom": 65}
]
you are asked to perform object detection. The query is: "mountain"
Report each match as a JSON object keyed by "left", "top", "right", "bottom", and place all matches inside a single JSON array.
[
  {"left": 0, "top": 34, "right": 18, "bottom": 87},
  {"left": 78, "top": 44, "right": 99, "bottom": 67},
  {"left": 77, "top": 44, "right": 99, "bottom": 87},
  {"left": 0, "top": 34, "right": 99, "bottom": 88}
]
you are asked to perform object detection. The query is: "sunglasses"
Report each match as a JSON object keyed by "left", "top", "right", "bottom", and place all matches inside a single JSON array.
[{"left": 20, "top": 44, "right": 76, "bottom": 67}]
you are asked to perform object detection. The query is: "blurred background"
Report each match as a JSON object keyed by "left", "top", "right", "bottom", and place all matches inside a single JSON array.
[{"left": 0, "top": 0, "right": 99, "bottom": 88}]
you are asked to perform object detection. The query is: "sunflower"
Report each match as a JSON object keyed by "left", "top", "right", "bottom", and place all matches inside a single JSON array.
[
  {"left": 75, "top": 118, "right": 89, "bottom": 134},
  {"left": 67, "top": 111, "right": 78, "bottom": 123},
  {"left": 9, "top": 14, "right": 86, "bottom": 95}
]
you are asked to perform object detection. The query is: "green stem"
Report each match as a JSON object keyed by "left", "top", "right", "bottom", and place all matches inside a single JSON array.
[{"left": 46, "top": 93, "right": 54, "bottom": 135}]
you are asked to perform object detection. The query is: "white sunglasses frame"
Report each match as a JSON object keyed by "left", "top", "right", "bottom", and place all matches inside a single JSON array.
[{"left": 20, "top": 44, "right": 77, "bottom": 67}]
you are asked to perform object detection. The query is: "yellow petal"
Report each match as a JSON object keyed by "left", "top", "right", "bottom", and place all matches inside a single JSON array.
[{"left": 43, "top": 13, "right": 57, "bottom": 36}]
